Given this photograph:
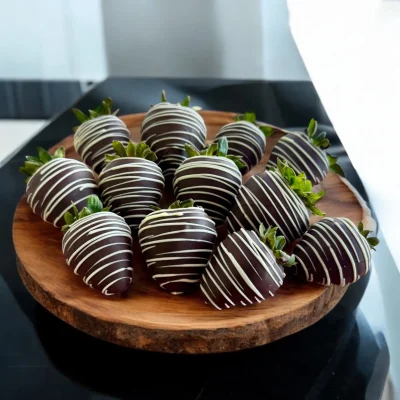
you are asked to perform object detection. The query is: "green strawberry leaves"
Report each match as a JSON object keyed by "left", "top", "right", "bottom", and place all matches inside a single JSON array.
[
  {"left": 272, "top": 158, "right": 326, "bottom": 216},
  {"left": 357, "top": 221, "right": 380, "bottom": 250},
  {"left": 327, "top": 153, "right": 345, "bottom": 177},
  {"left": 226, "top": 155, "right": 246, "bottom": 168},
  {"left": 307, "top": 118, "right": 316, "bottom": 137},
  {"left": 180, "top": 96, "right": 191, "bottom": 107},
  {"left": 259, "top": 224, "right": 296, "bottom": 267},
  {"left": 235, "top": 112, "right": 275, "bottom": 137},
  {"left": 305, "top": 119, "right": 345, "bottom": 178},
  {"left": 53, "top": 147, "right": 66, "bottom": 159},
  {"left": 63, "top": 211, "right": 75, "bottom": 226},
  {"left": 217, "top": 136, "right": 228, "bottom": 156},
  {"left": 160, "top": 90, "right": 192, "bottom": 107},
  {"left": 235, "top": 112, "right": 257, "bottom": 123},
  {"left": 184, "top": 144, "right": 201, "bottom": 158},
  {"left": 184, "top": 137, "right": 246, "bottom": 169},
  {"left": 150, "top": 199, "right": 196, "bottom": 212},
  {"left": 112, "top": 141, "right": 127, "bottom": 157},
  {"left": 306, "top": 118, "right": 330, "bottom": 149},
  {"left": 62, "top": 195, "right": 111, "bottom": 232},
  {"left": 87, "top": 195, "right": 104, "bottom": 213},
  {"left": 72, "top": 97, "right": 119, "bottom": 126},
  {"left": 19, "top": 146, "right": 66, "bottom": 181},
  {"left": 259, "top": 125, "right": 274, "bottom": 137},
  {"left": 169, "top": 199, "right": 195, "bottom": 209},
  {"left": 37, "top": 147, "right": 53, "bottom": 164},
  {"left": 72, "top": 109, "right": 90, "bottom": 124},
  {"left": 105, "top": 140, "right": 157, "bottom": 163}
]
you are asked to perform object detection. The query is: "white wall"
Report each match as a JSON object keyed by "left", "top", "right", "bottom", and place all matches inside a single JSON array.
[
  {"left": 0, "top": 0, "right": 308, "bottom": 81},
  {"left": 288, "top": 0, "right": 400, "bottom": 394},
  {"left": 0, "top": 0, "right": 107, "bottom": 80},
  {"left": 102, "top": 0, "right": 309, "bottom": 80}
]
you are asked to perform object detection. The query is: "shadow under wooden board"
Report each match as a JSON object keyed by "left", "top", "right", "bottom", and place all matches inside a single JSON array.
[{"left": 13, "top": 111, "right": 366, "bottom": 354}]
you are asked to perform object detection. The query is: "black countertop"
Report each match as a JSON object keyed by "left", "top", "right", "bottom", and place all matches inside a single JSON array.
[{"left": 0, "top": 78, "right": 389, "bottom": 400}]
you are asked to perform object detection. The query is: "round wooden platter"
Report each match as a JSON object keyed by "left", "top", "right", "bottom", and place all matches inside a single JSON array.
[{"left": 13, "top": 111, "right": 367, "bottom": 354}]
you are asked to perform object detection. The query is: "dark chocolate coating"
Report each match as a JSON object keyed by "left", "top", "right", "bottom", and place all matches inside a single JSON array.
[
  {"left": 141, "top": 102, "right": 207, "bottom": 178},
  {"left": 26, "top": 158, "right": 98, "bottom": 227},
  {"left": 173, "top": 156, "right": 242, "bottom": 225},
  {"left": 74, "top": 115, "right": 131, "bottom": 174},
  {"left": 292, "top": 217, "right": 372, "bottom": 286},
  {"left": 99, "top": 157, "right": 165, "bottom": 230},
  {"left": 200, "top": 228, "right": 285, "bottom": 310},
  {"left": 267, "top": 131, "right": 329, "bottom": 185},
  {"left": 214, "top": 121, "right": 266, "bottom": 174},
  {"left": 138, "top": 207, "right": 217, "bottom": 295},
  {"left": 62, "top": 212, "right": 133, "bottom": 295},
  {"left": 226, "top": 170, "right": 310, "bottom": 242}
]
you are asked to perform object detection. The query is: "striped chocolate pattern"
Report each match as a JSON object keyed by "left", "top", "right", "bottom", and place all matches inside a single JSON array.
[
  {"left": 173, "top": 156, "right": 242, "bottom": 225},
  {"left": 214, "top": 121, "right": 266, "bottom": 174},
  {"left": 293, "top": 217, "right": 372, "bottom": 286},
  {"left": 62, "top": 212, "right": 133, "bottom": 295},
  {"left": 138, "top": 207, "right": 217, "bottom": 295},
  {"left": 74, "top": 115, "right": 131, "bottom": 174},
  {"left": 99, "top": 157, "right": 165, "bottom": 230},
  {"left": 200, "top": 229, "right": 285, "bottom": 310},
  {"left": 267, "top": 131, "right": 329, "bottom": 185},
  {"left": 26, "top": 158, "right": 98, "bottom": 227},
  {"left": 141, "top": 102, "right": 207, "bottom": 178},
  {"left": 226, "top": 170, "right": 310, "bottom": 242}
]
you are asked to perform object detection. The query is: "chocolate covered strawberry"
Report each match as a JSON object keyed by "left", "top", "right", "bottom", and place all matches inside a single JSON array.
[
  {"left": 62, "top": 196, "right": 133, "bottom": 295},
  {"left": 292, "top": 218, "right": 378, "bottom": 286},
  {"left": 73, "top": 97, "right": 131, "bottom": 174},
  {"left": 267, "top": 118, "right": 344, "bottom": 185},
  {"left": 173, "top": 137, "right": 244, "bottom": 225},
  {"left": 214, "top": 112, "right": 275, "bottom": 174},
  {"left": 141, "top": 91, "right": 207, "bottom": 178},
  {"left": 98, "top": 140, "right": 164, "bottom": 230},
  {"left": 227, "top": 159, "right": 325, "bottom": 242},
  {"left": 138, "top": 200, "right": 217, "bottom": 295},
  {"left": 201, "top": 224, "right": 294, "bottom": 310},
  {"left": 19, "top": 147, "right": 98, "bottom": 227}
]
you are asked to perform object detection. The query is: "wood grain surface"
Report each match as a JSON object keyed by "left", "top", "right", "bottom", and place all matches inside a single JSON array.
[{"left": 13, "top": 111, "right": 365, "bottom": 354}]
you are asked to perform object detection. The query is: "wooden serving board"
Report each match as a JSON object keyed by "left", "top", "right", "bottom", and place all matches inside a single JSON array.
[{"left": 13, "top": 111, "right": 366, "bottom": 354}]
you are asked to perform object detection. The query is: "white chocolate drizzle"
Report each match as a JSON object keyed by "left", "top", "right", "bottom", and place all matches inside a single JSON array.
[
  {"left": 26, "top": 158, "right": 98, "bottom": 227},
  {"left": 99, "top": 157, "right": 165, "bottom": 229},
  {"left": 138, "top": 207, "right": 216, "bottom": 294},
  {"left": 74, "top": 115, "right": 131, "bottom": 173},
  {"left": 141, "top": 102, "right": 207, "bottom": 178},
  {"left": 215, "top": 121, "right": 266, "bottom": 173},
  {"left": 173, "top": 156, "right": 242, "bottom": 224},
  {"left": 200, "top": 228, "right": 285, "bottom": 310},
  {"left": 268, "top": 131, "right": 329, "bottom": 184},
  {"left": 62, "top": 212, "right": 133, "bottom": 295},
  {"left": 226, "top": 170, "right": 309, "bottom": 241},
  {"left": 293, "top": 217, "right": 372, "bottom": 286}
]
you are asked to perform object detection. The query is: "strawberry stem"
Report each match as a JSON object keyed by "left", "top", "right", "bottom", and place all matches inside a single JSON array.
[
  {"left": 62, "top": 196, "right": 111, "bottom": 232},
  {"left": 72, "top": 97, "right": 118, "bottom": 125},
  {"left": 19, "top": 147, "right": 65, "bottom": 181},
  {"left": 357, "top": 221, "right": 380, "bottom": 250},
  {"left": 269, "top": 158, "right": 326, "bottom": 216},
  {"left": 184, "top": 137, "right": 246, "bottom": 169},
  {"left": 259, "top": 224, "right": 296, "bottom": 267},
  {"left": 235, "top": 112, "right": 275, "bottom": 137},
  {"left": 105, "top": 141, "right": 157, "bottom": 163},
  {"left": 150, "top": 199, "right": 195, "bottom": 212}
]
